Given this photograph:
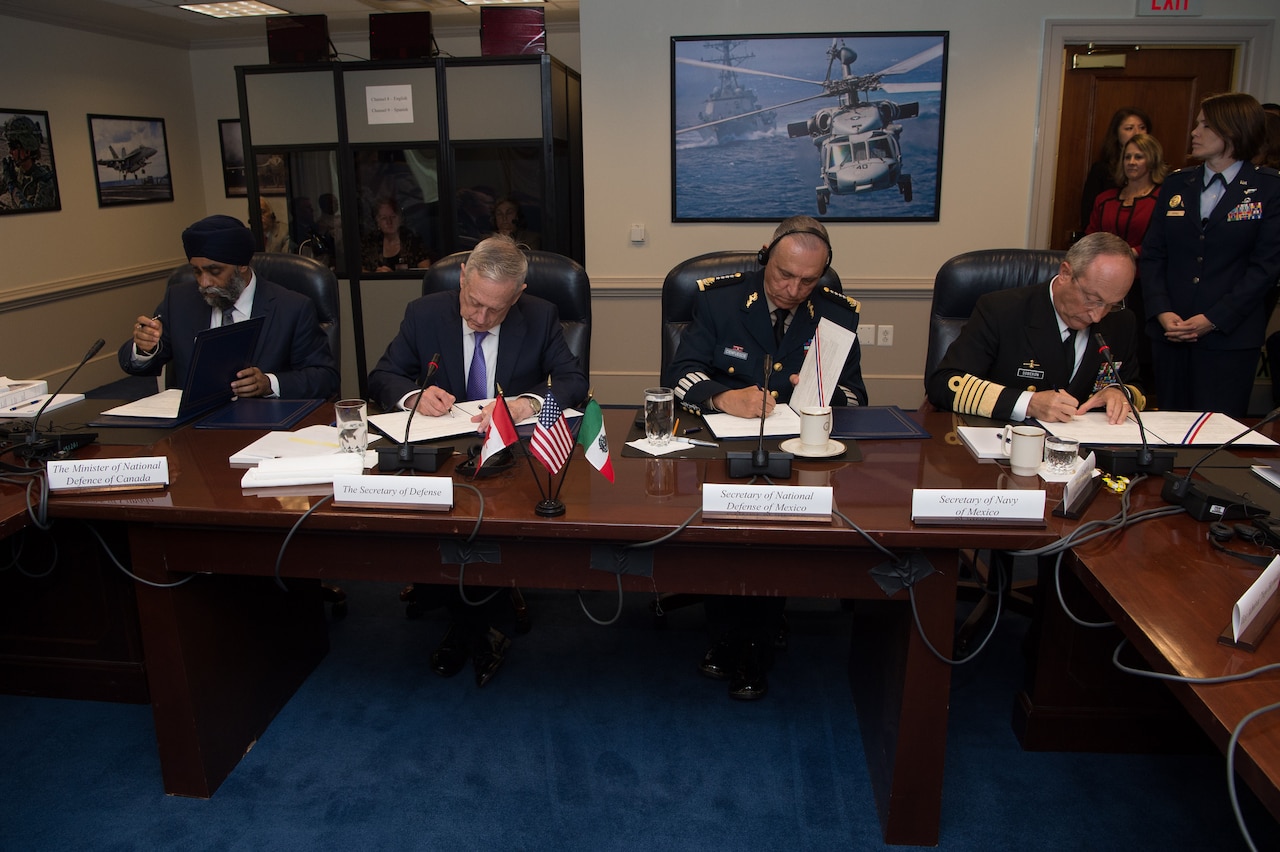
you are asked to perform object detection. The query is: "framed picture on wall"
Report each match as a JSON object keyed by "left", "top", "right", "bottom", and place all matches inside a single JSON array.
[
  {"left": 87, "top": 113, "right": 173, "bottom": 206},
  {"left": 671, "top": 32, "right": 948, "bottom": 223},
  {"left": 1, "top": 108, "right": 61, "bottom": 215},
  {"left": 218, "top": 118, "right": 246, "bottom": 197}
]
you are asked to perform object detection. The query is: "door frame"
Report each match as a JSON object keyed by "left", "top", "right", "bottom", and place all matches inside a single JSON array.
[{"left": 1029, "top": 18, "right": 1274, "bottom": 248}]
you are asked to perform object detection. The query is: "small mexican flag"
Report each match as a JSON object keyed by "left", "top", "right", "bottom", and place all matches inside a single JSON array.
[{"left": 575, "top": 398, "right": 614, "bottom": 482}]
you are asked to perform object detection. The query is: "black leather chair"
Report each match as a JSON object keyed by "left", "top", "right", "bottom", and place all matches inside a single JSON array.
[
  {"left": 924, "top": 248, "right": 1065, "bottom": 383},
  {"left": 408, "top": 249, "right": 593, "bottom": 633},
  {"left": 660, "top": 250, "right": 843, "bottom": 377},
  {"left": 925, "top": 248, "right": 1065, "bottom": 658},
  {"left": 421, "top": 249, "right": 592, "bottom": 380}
]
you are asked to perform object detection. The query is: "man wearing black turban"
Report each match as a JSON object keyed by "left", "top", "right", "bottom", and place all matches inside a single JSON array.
[{"left": 118, "top": 215, "right": 338, "bottom": 399}]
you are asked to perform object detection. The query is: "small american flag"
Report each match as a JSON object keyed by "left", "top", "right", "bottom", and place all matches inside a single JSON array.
[{"left": 530, "top": 391, "right": 573, "bottom": 474}]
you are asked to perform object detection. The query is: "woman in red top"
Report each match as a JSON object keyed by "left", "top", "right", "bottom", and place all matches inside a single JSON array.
[
  {"left": 1087, "top": 132, "right": 1168, "bottom": 397},
  {"left": 1086, "top": 133, "right": 1168, "bottom": 257}
]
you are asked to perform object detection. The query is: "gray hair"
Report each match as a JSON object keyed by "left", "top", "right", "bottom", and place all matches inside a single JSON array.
[
  {"left": 1065, "top": 231, "right": 1135, "bottom": 274},
  {"left": 466, "top": 234, "right": 529, "bottom": 285},
  {"left": 771, "top": 215, "right": 830, "bottom": 256}
]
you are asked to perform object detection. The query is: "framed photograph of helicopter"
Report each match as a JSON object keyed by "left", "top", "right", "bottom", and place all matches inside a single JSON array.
[
  {"left": 1, "top": 108, "right": 61, "bottom": 215},
  {"left": 672, "top": 32, "right": 948, "bottom": 222},
  {"left": 87, "top": 114, "right": 173, "bottom": 207}
]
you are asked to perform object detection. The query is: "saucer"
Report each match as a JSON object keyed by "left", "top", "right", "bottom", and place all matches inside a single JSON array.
[{"left": 779, "top": 437, "right": 847, "bottom": 459}]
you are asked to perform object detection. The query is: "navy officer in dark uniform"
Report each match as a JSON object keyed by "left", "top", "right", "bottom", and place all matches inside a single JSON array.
[
  {"left": 664, "top": 215, "right": 867, "bottom": 700},
  {"left": 926, "top": 231, "right": 1143, "bottom": 425}
]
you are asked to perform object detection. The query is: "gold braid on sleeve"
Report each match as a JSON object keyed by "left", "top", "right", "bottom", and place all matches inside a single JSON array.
[{"left": 948, "top": 374, "right": 1004, "bottom": 419}]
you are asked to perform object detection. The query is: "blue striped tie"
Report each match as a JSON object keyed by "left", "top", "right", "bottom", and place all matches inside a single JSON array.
[{"left": 466, "top": 331, "right": 489, "bottom": 401}]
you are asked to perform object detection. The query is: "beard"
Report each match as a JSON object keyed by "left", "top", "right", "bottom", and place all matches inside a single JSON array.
[{"left": 200, "top": 270, "right": 248, "bottom": 310}]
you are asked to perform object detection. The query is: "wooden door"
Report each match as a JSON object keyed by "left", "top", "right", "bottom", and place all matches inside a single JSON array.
[{"left": 1049, "top": 45, "right": 1235, "bottom": 250}]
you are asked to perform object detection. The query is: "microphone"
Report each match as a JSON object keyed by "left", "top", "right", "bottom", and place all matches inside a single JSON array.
[
  {"left": 1087, "top": 332, "right": 1175, "bottom": 476},
  {"left": 11, "top": 338, "right": 102, "bottom": 461},
  {"left": 1160, "top": 404, "right": 1280, "bottom": 521},
  {"left": 726, "top": 355, "right": 793, "bottom": 479},
  {"left": 376, "top": 352, "right": 452, "bottom": 472}
]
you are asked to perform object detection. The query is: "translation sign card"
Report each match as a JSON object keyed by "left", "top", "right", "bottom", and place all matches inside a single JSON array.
[
  {"left": 366, "top": 85, "right": 413, "bottom": 125},
  {"left": 703, "top": 484, "right": 832, "bottom": 522},
  {"left": 47, "top": 456, "right": 169, "bottom": 493},
  {"left": 911, "top": 489, "right": 1046, "bottom": 526}
]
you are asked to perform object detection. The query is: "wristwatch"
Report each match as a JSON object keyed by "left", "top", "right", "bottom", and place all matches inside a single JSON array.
[{"left": 526, "top": 395, "right": 543, "bottom": 417}]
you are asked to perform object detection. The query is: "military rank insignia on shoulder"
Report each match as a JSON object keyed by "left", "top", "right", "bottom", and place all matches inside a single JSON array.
[
  {"left": 696, "top": 271, "right": 744, "bottom": 291},
  {"left": 819, "top": 287, "right": 860, "bottom": 312}
]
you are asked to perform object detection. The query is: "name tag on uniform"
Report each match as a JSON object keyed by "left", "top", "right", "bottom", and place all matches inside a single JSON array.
[
  {"left": 722, "top": 346, "right": 748, "bottom": 361},
  {"left": 1166, "top": 210, "right": 1185, "bottom": 217},
  {"left": 1017, "top": 368, "right": 1045, "bottom": 381}
]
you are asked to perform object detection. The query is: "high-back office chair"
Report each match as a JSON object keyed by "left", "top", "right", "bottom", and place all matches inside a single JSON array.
[
  {"left": 924, "top": 248, "right": 1065, "bottom": 383},
  {"left": 406, "top": 249, "right": 593, "bottom": 632},
  {"left": 925, "top": 248, "right": 1065, "bottom": 657},
  {"left": 660, "top": 250, "right": 843, "bottom": 377},
  {"left": 421, "top": 249, "right": 592, "bottom": 380}
]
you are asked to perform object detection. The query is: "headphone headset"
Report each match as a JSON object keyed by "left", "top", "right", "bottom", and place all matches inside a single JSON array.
[{"left": 756, "top": 227, "right": 833, "bottom": 274}]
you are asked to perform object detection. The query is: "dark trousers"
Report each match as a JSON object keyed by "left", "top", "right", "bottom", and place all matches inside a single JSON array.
[
  {"left": 704, "top": 594, "right": 785, "bottom": 647},
  {"left": 1149, "top": 338, "right": 1256, "bottom": 418}
]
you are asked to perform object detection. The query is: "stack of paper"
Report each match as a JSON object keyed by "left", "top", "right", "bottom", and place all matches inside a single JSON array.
[
  {"left": 240, "top": 453, "right": 364, "bottom": 488},
  {"left": 955, "top": 426, "right": 1004, "bottom": 462},
  {"left": 0, "top": 378, "right": 50, "bottom": 411},
  {"left": 2, "top": 392, "right": 84, "bottom": 418}
]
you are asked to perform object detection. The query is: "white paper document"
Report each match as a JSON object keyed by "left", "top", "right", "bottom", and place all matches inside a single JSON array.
[
  {"left": 1, "top": 393, "right": 85, "bottom": 418},
  {"left": 1040, "top": 411, "right": 1277, "bottom": 448},
  {"left": 789, "top": 317, "right": 857, "bottom": 410},
  {"left": 704, "top": 404, "right": 802, "bottom": 439},
  {"left": 230, "top": 424, "right": 380, "bottom": 466},
  {"left": 101, "top": 389, "right": 184, "bottom": 419},
  {"left": 368, "top": 399, "right": 582, "bottom": 444}
]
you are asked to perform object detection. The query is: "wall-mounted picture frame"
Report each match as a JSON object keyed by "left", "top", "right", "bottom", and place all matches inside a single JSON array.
[
  {"left": 87, "top": 113, "right": 173, "bottom": 206},
  {"left": 1, "top": 108, "right": 61, "bottom": 215},
  {"left": 218, "top": 118, "right": 246, "bottom": 197},
  {"left": 671, "top": 32, "right": 948, "bottom": 223}
]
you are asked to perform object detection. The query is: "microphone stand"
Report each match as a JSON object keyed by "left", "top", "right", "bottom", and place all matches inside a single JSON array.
[
  {"left": 726, "top": 356, "right": 793, "bottom": 480},
  {"left": 376, "top": 352, "right": 452, "bottom": 472},
  {"left": 12, "top": 338, "right": 103, "bottom": 461},
  {"left": 1087, "top": 332, "right": 1176, "bottom": 476}
]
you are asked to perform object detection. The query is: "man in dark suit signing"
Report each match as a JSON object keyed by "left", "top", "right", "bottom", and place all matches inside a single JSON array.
[
  {"left": 926, "top": 231, "right": 1144, "bottom": 425},
  {"left": 120, "top": 214, "right": 338, "bottom": 400},
  {"left": 369, "top": 234, "right": 587, "bottom": 687}
]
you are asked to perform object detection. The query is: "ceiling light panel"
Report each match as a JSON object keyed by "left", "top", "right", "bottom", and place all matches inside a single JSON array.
[{"left": 178, "top": 2, "right": 291, "bottom": 18}]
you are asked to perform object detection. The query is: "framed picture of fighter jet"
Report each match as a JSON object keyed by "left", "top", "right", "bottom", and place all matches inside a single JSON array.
[
  {"left": 671, "top": 32, "right": 948, "bottom": 222},
  {"left": 87, "top": 114, "right": 173, "bottom": 207},
  {"left": 1, "top": 108, "right": 61, "bottom": 215}
]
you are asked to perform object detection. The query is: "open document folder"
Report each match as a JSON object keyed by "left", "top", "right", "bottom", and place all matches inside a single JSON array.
[
  {"left": 1041, "top": 411, "right": 1278, "bottom": 448},
  {"left": 702, "top": 317, "right": 856, "bottom": 440}
]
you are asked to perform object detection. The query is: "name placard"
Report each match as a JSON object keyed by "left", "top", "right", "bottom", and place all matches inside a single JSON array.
[
  {"left": 702, "top": 484, "right": 832, "bottom": 522},
  {"left": 332, "top": 474, "right": 453, "bottom": 512},
  {"left": 911, "top": 488, "right": 1046, "bottom": 526},
  {"left": 47, "top": 456, "right": 169, "bottom": 494}
]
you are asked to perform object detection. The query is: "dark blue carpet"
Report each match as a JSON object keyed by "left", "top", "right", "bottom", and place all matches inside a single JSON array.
[{"left": 1, "top": 584, "right": 1275, "bottom": 850}]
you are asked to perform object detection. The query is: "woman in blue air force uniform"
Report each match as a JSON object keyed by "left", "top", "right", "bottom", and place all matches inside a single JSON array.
[{"left": 1139, "top": 92, "right": 1280, "bottom": 417}]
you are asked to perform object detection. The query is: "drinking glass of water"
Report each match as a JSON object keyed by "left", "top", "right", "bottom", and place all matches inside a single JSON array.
[
  {"left": 334, "top": 399, "right": 368, "bottom": 454},
  {"left": 644, "top": 387, "right": 674, "bottom": 446}
]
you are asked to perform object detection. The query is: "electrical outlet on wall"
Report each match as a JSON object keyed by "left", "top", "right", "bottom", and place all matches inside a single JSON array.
[
  {"left": 877, "top": 325, "right": 894, "bottom": 347},
  {"left": 857, "top": 324, "right": 875, "bottom": 345}
]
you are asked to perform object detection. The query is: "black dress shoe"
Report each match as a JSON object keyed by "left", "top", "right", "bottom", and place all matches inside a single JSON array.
[
  {"left": 699, "top": 638, "right": 738, "bottom": 680},
  {"left": 430, "top": 623, "right": 469, "bottom": 678},
  {"left": 728, "top": 641, "right": 769, "bottom": 701},
  {"left": 472, "top": 627, "right": 511, "bottom": 688}
]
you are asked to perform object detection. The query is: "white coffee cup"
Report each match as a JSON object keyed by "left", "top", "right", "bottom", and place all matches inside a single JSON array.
[
  {"left": 799, "top": 405, "right": 833, "bottom": 452},
  {"left": 1001, "top": 424, "right": 1045, "bottom": 476}
]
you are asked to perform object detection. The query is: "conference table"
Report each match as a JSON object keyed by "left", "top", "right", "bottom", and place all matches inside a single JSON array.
[
  {"left": 1067, "top": 458, "right": 1280, "bottom": 826},
  {"left": 29, "top": 406, "right": 1069, "bottom": 846}
]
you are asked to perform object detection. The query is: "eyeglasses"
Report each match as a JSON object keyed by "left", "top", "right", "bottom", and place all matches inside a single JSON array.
[{"left": 1075, "top": 277, "right": 1126, "bottom": 313}]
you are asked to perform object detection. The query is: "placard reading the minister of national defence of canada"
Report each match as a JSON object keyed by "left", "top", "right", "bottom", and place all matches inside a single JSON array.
[
  {"left": 47, "top": 456, "right": 169, "bottom": 494},
  {"left": 702, "top": 484, "right": 833, "bottom": 522}
]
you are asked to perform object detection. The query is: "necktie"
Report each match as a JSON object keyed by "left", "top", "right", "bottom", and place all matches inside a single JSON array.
[
  {"left": 1062, "top": 328, "right": 1077, "bottom": 375},
  {"left": 466, "top": 331, "right": 489, "bottom": 402},
  {"left": 772, "top": 308, "right": 789, "bottom": 346},
  {"left": 221, "top": 307, "right": 235, "bottom": 327}
]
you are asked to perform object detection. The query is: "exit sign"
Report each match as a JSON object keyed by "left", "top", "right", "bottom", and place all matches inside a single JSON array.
[{"left": 1137, "top": 0, "right": 1203, "bottom": 14}]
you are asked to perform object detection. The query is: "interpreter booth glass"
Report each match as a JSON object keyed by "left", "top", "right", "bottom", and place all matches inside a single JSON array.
[
  {"left": 273, "top": 149, "right": 344, "bottom": 272},
  {"left": 353, "top": 146, "right": 442, "bottom": 276},
  {"left": 449, "top": 143, "right": 544, "bottom": 254}
]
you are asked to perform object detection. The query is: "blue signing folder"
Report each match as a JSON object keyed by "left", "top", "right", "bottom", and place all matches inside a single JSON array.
[
  {"left": 830, "top": 406, "right": 930, "bottom": 440},
  {"left": 90, "top": 317, "right": 265, "bottom": 429}
]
